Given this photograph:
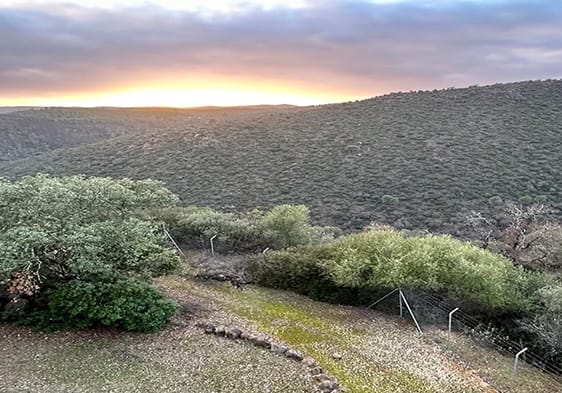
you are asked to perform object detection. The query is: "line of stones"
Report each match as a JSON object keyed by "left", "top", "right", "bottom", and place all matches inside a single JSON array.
[{"left": 195, "top": 322, "right": 341, "bottom": 393}]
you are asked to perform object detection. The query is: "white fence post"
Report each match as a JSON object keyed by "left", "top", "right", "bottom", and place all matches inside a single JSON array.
[
  {"left": 513, "top": 348, "right": 528, "bottom": 374},
  {"left": 448, "top": 307, "right": 459, "bottom": 338},
  {"left": 162, "top": 224, "right": 185, "bottom": 256},
  {"left": 399, "top": 289, "right": 423, "bottom": 334},
  {"left": 210, "top": 235, "right": 217, "bottom": 257},
  {"left": 399, "top": 287, "right": 403, "bottom": 318}
]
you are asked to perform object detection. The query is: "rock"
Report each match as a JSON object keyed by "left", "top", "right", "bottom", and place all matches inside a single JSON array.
[
  {"left": 301, "top": 357, "right": 318, "bottom": 368},
  {"left": 195, "top": 322, "right": 216, "bottom": 334},
  {"left": 270, "top": 343, "right": 288, "bottom": 354},
  {"left": 285, "top": 349, "right": 304, "bottom": 361},
  {"left": 253, "top": 337, "right": 272, "bottom": 349},
  {"left": 215, "top": 326, "right": 226, "bottom": 336},
  {"left": 318, "top": 380, "right": 339, "bottom": 392},
  {"left": 226, "top": 328, "right": 242, "bottom": 339},
  {"left": 239, "top": 331, "right": 250, "bottom": 340},
  {"left": 310, "top": 367, "right": 324, "bottom": 376},
  {"left": 332, "top": 352, "right": 343, "bottom": 360},
  {"left": 313, "top": 374, "right": 331, "bottom": 382}
]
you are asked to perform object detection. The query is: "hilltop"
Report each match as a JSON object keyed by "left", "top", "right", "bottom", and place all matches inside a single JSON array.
[{"left": 1, "top": 80, "right": 561, "bottom": 232}]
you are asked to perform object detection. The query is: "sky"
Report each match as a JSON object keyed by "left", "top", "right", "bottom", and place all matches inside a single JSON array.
[{"left": 1, "top": 0, "right": 561, "bottom": 107}]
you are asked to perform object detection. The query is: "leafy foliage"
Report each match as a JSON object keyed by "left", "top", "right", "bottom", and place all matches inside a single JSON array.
[
  {"left": 34, "top": 278, "right": 178, "bottom": 332},
  {"left": 159, "top": 204, "right": 340, "bottom": 253},
  {"left": 260, "top": 204, "right": 336, "bottom": 249},
  {"left": 0, "top": 175, "right": 181, "bottom": 331},
  {"left": 252, "top": 229, "right": 532, "bottom": 311}
]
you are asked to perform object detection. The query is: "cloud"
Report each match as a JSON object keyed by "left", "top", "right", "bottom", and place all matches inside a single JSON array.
[{"left": 1, "top": 0, "right": 561, "bottom": 101}]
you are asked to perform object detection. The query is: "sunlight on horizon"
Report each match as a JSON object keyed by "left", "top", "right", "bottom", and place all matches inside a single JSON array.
[{"left": 0, "top": 86, "right": 359, "bottom": 108}]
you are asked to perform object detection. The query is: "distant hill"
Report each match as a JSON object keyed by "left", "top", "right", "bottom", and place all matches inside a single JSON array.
[
  {"left": 0, "top": 107, "right": 40, "bottom": 114},
  {"left": 1, "top": 80, "right": 561, "bottom": 232}
]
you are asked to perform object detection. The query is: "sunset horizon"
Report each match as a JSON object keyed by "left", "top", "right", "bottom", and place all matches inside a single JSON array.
[{"left": 2, "top": 0, "right": 561, "bottom": 107}]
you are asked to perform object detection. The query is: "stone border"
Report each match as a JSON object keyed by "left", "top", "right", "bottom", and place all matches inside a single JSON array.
[{"left": 195, "top": 322, "right": 341, "bottom": 393}]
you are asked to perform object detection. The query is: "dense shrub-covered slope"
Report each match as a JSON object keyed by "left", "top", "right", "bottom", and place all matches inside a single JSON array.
[{"left": 1, "top": 80, "right": 561, "bottom": 232}]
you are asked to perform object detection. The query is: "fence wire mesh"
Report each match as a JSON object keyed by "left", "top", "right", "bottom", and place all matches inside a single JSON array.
[{"left": 411, "top": 292, "right": 562, "bottom": 387}]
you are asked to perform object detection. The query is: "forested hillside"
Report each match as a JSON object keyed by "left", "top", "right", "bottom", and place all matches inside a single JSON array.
[{"left": 1, "top": 80, "right": 561, "bottom": 232}]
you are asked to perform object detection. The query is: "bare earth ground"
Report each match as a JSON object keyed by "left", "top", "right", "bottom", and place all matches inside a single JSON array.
[
  {"left": 1, "top": 276, "right": 561, "bottom": 393},
  {"left": 0, "top": 292, "right": 315, "bottom": 393}
]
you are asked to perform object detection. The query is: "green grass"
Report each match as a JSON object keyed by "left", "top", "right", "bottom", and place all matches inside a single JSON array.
[{"left": 3, "top": 275, "right": 561, "bottom": 392}]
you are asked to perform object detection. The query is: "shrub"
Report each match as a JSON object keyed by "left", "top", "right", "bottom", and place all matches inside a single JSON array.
[
  {"left": 249, "top": 246, "right": 331, "bottom": 296},
  {"left": 0, "top": 175, "right": 181, "bottom": 331},
  {"left": 259, "top": 205, "right": 316, "bottom": 249},
  {"left": 161, "top": 206, "right": 264, "bottom": 253},
  {"left": 381, "top": 195, "right": 400, "bottom": 204},
  {"left": 159, "top": 204, "right": 339, "bottom": 253},
  {"left": 325, "top": 230, "right": 526, "bottom": 310},
  {"left": 248, "top": 246, "right": 373, "bottom": 305},
  {"left": 534, "top": 285, "right": 562, "bottom": 346},
  {"left": 518, "top": 195, "right": 534, "bottom": 204},
  {"left": 517, "top": 284, "right": 562, "bottom": 365},
  {"left": 251, "top": 229, "right": 530, "bottom": 312},
  {"left": 34, "top": 278, "right": 178, "bottom": 332}
]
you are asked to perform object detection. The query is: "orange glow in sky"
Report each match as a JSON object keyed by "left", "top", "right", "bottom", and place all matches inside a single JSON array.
[
  {"left": 3, "top": 1, "right": 559, "bottom": 107},
  {"left": 0, "top": 78, "right": 366, "bottom": 108}
]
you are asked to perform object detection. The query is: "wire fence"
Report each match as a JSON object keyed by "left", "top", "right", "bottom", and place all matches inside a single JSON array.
[{"left": 411, "top": 292, "right": 562, "bottom": 385}]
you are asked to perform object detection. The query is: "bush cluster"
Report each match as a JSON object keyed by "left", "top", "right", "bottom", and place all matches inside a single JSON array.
[
  {"left": 23, "top": 277, "right": 178, "bottom": 332},
  {"left": 0, "top": 175, "right": 181, "bottom": 332},
  {"left": 251, "top": 229, "right": 538, "bottom": 312},
  {"left": 160, "top": 204, "right": 341, "bottom": 254}
]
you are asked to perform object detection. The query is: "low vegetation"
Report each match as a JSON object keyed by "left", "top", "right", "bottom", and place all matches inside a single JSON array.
[
  {"left": 250, "top": 230, "right": 537, "bottom": 310},
  {"left": 249, "top": 228, "right": 562, "bottom": 368},
  {"left": 158, "top": 204, "right": 341, "bottom": 253}
]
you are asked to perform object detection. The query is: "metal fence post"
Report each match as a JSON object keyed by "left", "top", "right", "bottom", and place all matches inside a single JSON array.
[
  {"left": 162, "top": 224, "right": 185, "bottom": 256},
  {"left": 448, "top": 307, "right": 459, "bottom": 338},
  {"left": 514, "top": 348, "right": 528, "bottom": 374},
  {"left": 210, "top": 235, "right": 217, "bottom": 257},
  {"left": 399, "top": 287, "right": 403, "bottom": 318},
  {"left": 399, "top": 289, "right": 423, "bottom": 334}
]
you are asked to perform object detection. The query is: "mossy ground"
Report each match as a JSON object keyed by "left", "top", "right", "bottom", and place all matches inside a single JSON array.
[
  {"left": 162, "top": 276, "right": 562, "bottom": 393},
  {"left": 2, "top": 275, "right": 561, "bottom": 393}
]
